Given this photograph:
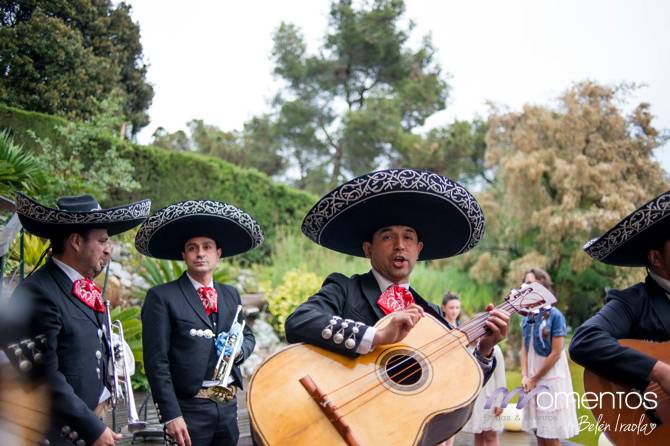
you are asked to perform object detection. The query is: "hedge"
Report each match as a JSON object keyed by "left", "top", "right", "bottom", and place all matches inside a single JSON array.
[{"left": 0, "top": 103, "right": 316, "bottom": 262}]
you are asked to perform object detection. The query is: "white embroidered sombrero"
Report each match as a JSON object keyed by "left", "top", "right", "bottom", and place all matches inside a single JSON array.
[
  {"left": 301, "top": 168, "right": 485, "bottom": 260},
  {"left": 583, "top": 189, "right": 670, "bottom": 267},
  {"left": 135, "top": 199, "right": 264, "bottom": 260},
  {"left": 16, "top": 193, "right": 151, "bottom": 239}
]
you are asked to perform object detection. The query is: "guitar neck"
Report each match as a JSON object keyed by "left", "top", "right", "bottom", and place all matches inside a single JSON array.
[{"left": 458, "top": 301, "right": 517, "bottom": 344}]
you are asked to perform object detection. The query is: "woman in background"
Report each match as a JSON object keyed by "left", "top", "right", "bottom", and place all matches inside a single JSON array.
[
  {"left": 439, "top": 292, "right": 462, "bottom": 446},
  {"left": 462, "top": 343, "right": 506, "bottom": 446},
  {"left": 441, "top": 291, "right": 462, "bottom": 327},
  {"left": 520, "top": 267, "right": 579, "bottom": 445}
]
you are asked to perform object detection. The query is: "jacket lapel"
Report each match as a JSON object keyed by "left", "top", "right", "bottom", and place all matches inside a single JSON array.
[
  {"left": 645, "top": 275, "right": 670, "bottom": 336},
  {"left": 360, "top": 271, "right": 385, "bottom": 320},
  {"left": 45, "top": 258, "right": 101, "bottom": 327},
  {"left": 216, "top": 283, "right": 236, "bottom": 333},
  {"left": 177, "top": 273, "right": 213, "bottom": 329},
  {"left": 411, "top": 287, "right": 449, "bottom": 326}
]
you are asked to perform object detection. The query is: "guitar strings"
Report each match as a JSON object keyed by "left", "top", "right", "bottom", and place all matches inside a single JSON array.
[
  {"left": 327, "top": 302, "right": 516, "bottom": 414},
  {"left": 322, "top": 301, "right": 507, "bottom": 401}
]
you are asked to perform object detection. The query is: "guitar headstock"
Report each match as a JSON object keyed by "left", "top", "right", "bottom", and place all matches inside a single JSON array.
[{"left": 505, "top": 282, "right": 557, "bottom": 316}]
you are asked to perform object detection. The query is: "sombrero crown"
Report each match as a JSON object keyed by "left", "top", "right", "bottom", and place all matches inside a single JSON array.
[
  {"left": 135, "top": 199, "right": 264, "bottom": 260},
  {"left": 583, "top": 188, "right": 670, "bottom": 267},
  {"left": 301, "top": 168, "right": 485, "bottom": 260},
  {"left": 16, "top": 192, "right": 151, "bottom": 238}
]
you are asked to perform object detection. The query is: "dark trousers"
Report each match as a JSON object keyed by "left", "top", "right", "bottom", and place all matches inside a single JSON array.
[{"left": 178, "top": 397, "right": 239, "bottom": 446}]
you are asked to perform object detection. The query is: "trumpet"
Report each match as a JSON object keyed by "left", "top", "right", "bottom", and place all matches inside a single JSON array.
[
  {"left": 201, "top": 305, "right": 246, "bottom": 404},
  {"left": 104, "top": 300, "right": 146, "bottom": 433}
]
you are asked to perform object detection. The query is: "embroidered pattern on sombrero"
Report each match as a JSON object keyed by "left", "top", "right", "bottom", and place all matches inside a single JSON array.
[
  {"left": 583, "top": 191, "right": 670, "bottom": 260},
  {"left": 16, "top": 193, "right": 151, "bottom": 224},
  {"left": 301, "top": 169, "right": 485, "bottom": 254},
  {"left": 135, "top": 200, "right": 264, "bottom": 256}
]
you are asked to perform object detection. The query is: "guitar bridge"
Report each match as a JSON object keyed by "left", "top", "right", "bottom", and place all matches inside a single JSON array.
[{"left": 299, "top": 375, "right": 361, "bottom": 446}]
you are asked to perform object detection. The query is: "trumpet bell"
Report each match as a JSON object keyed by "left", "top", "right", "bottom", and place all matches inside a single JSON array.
[{"left": 110, "top": 332, "right": 135, "bottom": 377}]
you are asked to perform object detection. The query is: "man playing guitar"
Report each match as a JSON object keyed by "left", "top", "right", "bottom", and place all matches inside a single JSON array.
[{"left": 570, "top": 189, "right": 670, "bottom": 399}]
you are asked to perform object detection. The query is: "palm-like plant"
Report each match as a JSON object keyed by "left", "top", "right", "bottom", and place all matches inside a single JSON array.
[{"left": 0, "top": 130, "right": 43, "bottom": 197}]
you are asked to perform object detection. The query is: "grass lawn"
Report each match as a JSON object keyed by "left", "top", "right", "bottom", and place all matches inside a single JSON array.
[{"left": 505, "top": 360, "right": 601, "bottom": 446}]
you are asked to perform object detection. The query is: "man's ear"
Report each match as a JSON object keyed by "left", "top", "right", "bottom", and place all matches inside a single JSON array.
[
  {"left": 648, "top": 250, "right": 661, "bottom": 270},
  {"left": 68, "top": 233, "right": 82, "bottom": 254},
  {"left": 217, "top": 247, "right": 222, "bottom": 258},
  {"left": 362, "top": 241, "right": 372, "bottom": 259},
  {"left": 417, "top": 241, "right": 424, "bottom": 258}
]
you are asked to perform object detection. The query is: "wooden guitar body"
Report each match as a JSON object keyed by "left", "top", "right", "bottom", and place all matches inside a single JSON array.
[
  {"left": 583, "top": 339, "right": 670, "bottom": 446},
  {"left": 247, "top": 314, "right": 482, "bottom": 446}
]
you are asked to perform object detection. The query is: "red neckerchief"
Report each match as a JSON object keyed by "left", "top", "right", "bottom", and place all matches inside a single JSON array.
[{"left": 376, "top": 284, "right": 414, "bottom": 315}]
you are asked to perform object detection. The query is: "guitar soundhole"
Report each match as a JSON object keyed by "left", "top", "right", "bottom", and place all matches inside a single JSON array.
[
  {"left": 386, "top": 354, "right": 421, "bottom": 385},
  {"left": 378, "top": 348, "right": 430, "bottom": 393}
]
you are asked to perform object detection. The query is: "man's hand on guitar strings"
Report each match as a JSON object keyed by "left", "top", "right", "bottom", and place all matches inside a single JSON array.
[
  {"left": 478, "top": 304, "right": 510, "bottom": 357},
  {"left": 373, "top": 304, "right": 424, "bottom": 347},
  {"left": 650, "top": 360, "right": 670, "bottom": 395}
]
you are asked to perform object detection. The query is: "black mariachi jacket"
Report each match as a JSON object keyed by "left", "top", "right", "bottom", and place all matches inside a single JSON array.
[
  {"left": 141, "top": 273, "right": 256, "bottom": 423},
  {"left": 570, "top": 274, "right": 670, "bottom": 391},
  {"left": 11, "top": 257, "right": 110, "bottom": 445},
  {"left": 285, "top": 271, "right": 495, "bottom": 381}
]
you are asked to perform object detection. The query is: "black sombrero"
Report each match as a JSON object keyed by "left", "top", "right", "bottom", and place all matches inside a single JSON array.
[
  {"left": 16, "top": 193, "right": 151, "bottom": 239},
  {"left": 135, "top": 199, "right": 264, "bottom": 260},
  {"left": 301, "top": 168, "right": 485, "bottom": 260},
  {"left": 583, "top": 189, "right": 670, "bottom": 267}
]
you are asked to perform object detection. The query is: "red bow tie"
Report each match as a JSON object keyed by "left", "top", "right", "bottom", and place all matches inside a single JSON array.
[
  {"left": 376, "top": 284, "right": 415, "bottom": 315},
  {"left": 198, "top": 286, "right": 218, "bottom": 316},
  {"left": 72, "top": 278, "right": 105, "bottom": 313}
]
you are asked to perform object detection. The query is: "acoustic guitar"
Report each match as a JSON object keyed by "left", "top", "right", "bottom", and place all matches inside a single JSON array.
[
  {"left": 583, "top": 339, "right": 670, "bottom": 446},
  {"left": 248, "top": 282, "right": 556, "bottom": 446}
]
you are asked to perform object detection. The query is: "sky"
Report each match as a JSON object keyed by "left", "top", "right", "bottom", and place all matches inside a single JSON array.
[{"left": 125, "top": 0, "right": 670, "bottom": 172}]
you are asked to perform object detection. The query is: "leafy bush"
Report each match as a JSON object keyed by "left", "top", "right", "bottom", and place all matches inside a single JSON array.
[
  {"left": 0, "top": 104, "right": 316, "bottom": 263},
  {"left": 109, "top": 305, "right": 146, "bottom": 390},
  {"left": 0, "top": 129, "right": 42, "bottom": 197},
  {"left": 9, "top": 232, "right": 50, "bottom": 275},
  {"left": 265, "top": 270, "right": 321, "bottom": 338}
]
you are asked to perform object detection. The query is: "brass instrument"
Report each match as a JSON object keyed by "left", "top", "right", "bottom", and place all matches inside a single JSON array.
[
  {"left": 202, "top": 305, "right": 246, "bottom": 404},
  {"left": 104, "top": 300, "right": 146, "bottom": 432}
]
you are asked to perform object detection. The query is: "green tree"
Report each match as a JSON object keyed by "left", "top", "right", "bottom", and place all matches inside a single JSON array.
[
  {"left": 468, "top": 81, "right": 669, "bottom": 327},
  {"left": 0, "top": 1, "right": 153, "bottom": 133},
  {"left": 150, "top": 118, "right": 286, "bottom": 177},
  {"left": 152, "top": 127, "right": 191, "bottom": 152},
  {"left": 268, "top": 0, "right": 449, "bottom": 192},
  {"left": 400, "top": 118, "right": 491, "bottom": 186}
]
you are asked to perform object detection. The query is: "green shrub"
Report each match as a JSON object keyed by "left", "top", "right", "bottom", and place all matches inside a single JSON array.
[
  {"left": 0, "top": 103, "right": 316, "bottom": 263},
  {"left": 265, "top": 270, "right": 322, "bottom": 338}
]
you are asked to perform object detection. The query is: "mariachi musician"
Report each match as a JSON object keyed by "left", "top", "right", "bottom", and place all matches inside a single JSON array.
[
  {"left": 11, "top": 193, "right": 151, "bottom": 446},
  {"left": 570, "top": 189, "right": 670, "bottom": 395},
  {"left": 285, "top": 168, "right": 510, "bottom": 444},
  {"left": 137, "top": 200, "right": 260, "bottom": 446}
]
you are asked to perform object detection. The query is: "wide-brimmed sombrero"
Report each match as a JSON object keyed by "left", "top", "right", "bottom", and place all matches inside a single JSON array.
[
  {"left": 583, "top": 189, "right": 670, "bottom": 267},
  {"left": 301, "top": 168, "right": 485, "bottom": 260},
  {"left": 135, "top": 199, "right": 264, "bottom": 260},
  {"left": 16, "top": 193, "right": 151, "bottom": 239}
]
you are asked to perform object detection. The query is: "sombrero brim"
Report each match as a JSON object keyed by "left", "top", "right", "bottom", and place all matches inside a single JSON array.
[
  {"left": 583, "top": 189, "right": 670, "bottom": 267},
  {"left": 135, "top": 200, "right": 264, "bottom": 260},
  {"left": 301, "top": 169, "right": 485, "bottom": 260},
  {"left": 16, "top": 193, "right": 151, "bottom": 239}
]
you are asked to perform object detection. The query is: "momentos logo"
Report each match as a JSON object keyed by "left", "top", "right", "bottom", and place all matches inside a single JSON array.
[
  {"left": 484, "top": 386, "right": 658, "bottom": 411},
  {"left": 484, "top": 385, "right": 550, "bottom": 410}
]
